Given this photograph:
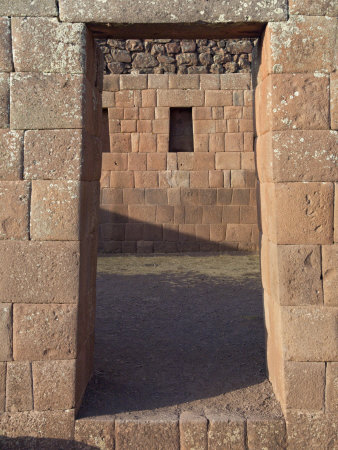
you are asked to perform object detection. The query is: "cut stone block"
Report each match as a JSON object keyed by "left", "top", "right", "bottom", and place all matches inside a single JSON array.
[
  {"left": 0, "top": 304, "right": 12, "bottom": 361},
  {"left": 0, "top": 130, "right": 24, "bottom": 181},
  {"left": 247, "top": 418, "right": 286, "bottom": 450},
  {"left": 0, "top": 362, "right": 5, "bottom": 412},
  {"left": 75, "top": 417, "right": 115, "bottom": 449},
  {"left": 0, "top": 18, "right": 12, "bottom": 72},
  {"left": 6, "top": 362, "right": 32, "bottom": 412},
  {"left": 322, "top": 244, "right": 338, "bottom": 306},
  {"left": 180, "top": 411, "right": 207, "bottom": 450},
  {"left": 0, "top": 73, "right": 9, "bottom": 128},
  {"left": 326, "top": 362, "right": 338, "bottom": 413},
  {"left": 0, "top": 181, "right": 30, "bottom": 240},
  {"left": 207, "top": 413, "right": 245, "bottom": 449},
  {"left": 0, "top": 0, "right": 57, "bottom": 16}
]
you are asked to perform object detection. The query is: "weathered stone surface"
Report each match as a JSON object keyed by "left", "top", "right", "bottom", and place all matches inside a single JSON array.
[
  {"left": 133, "top": 53, "right": 158, "bottom": 69},
  {"left": 276, "top": 245, "right": 323, "bottom": 306},
  {"left": 0, "top": 130, "right": 24, "bottom": 181},
  {"left": 220, "top": 73, "right": 251, "bottom": 90},
  {"left": 30, "top": 180, "right": 82, "bottom": 240},
  {"left": 32, "top": 360, "right": 75, "bottom": 411},
  {"left": 12, "top": 18, "right": 86, "bottom": 74},
  {"left": 322, "top": 244, "right": 338, "bottom": 306},
  {"left": 286, "top": 411, "right": 338, "bottom": 449},
  {"left": 207, "top": 413, "right": 245, "bottom": 449},
  {"left": 158, "top": 89, "right": 204, "bottom": 107},
  {"left": 180, "top": 411, "right": 207, "bottom": 450},
  {"left": 0, "top": 0, "right": 57, "bottom": 16},
  {"left": 6, "top": 362, "right": 33, "bottom": 412},
  {"left": 0, "top": 241, "right": 80, "bottom": 304},
  {"left": 0, "top": 181, "right": 30, "bottom": 240},
  {"left": 13, "top": 303, "right": 77, "bottom": 360},
  {"left": 262, "top": 17, "right": 336, "bottom": 76},
  {"left": 0, "top": 18, "right": 12, "bottom": 72},
  {"left": 335, "top": 183, "right": 338, "bottom": 243},
  {"left": 284, "top": 361, "right": 325, "bottom": 410},
  {"left": 0, "top": 410, "right": 74, "bottom": 440},
  {"left": 257, "top": 130, "right": 338, "bottom": 182},
  {"left": 60, "top": 0, "right": 287, "bottom": 23},
  {"left": 281, "top": 306, "right": 338, "bottom": 361},
  {"left": 331, "top": 73, "right": 337, "bottom": 130},
  {"left": 326, "top": 363, "right": 338, "bottom": 413},
  {"left": 10, "top": 73, "right": 84, "bottom": 130},
  {"left": 0, "top": 304, "right": 12, "bottom": 361},
  {"left": 289, "top": 0, "right": 338, "bottom": 16},
  {"left": 247, "top": 418, "right": 286, "bottom": 449},
  {"left": 0, "top": 362, "right": 5, "bottom": 411},
  {"left": 0, "top": 72, "right": 9, "bottom": 128},
  {"left": 256, "top": 74, "right": 330, "bottom": 135},
  {"left": 75, "top": 418, "right": 115, "bottom": 449},
  {"left": 115, "top": 414, "right": 179, "bottom": 450}
]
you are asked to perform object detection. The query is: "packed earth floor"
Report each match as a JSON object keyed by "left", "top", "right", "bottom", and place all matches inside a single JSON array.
[{"left": 79, "top": 253, "right": 283, "bottom": 420}]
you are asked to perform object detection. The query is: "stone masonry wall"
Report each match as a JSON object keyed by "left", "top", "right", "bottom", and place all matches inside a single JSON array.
[
  {"left": 99, "top": 72, "right": 258, "bottom": 253},
  {"left": 97, "top": 38, "right": 256, "bottom": 75}
]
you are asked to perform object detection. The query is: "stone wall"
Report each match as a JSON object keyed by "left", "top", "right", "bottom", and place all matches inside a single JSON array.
[
  {"left": 99, "top": 72, "right": 258, "bottom": 253},
  {"left": 97, "top": 38, "right": 256, "bottom": 75}
]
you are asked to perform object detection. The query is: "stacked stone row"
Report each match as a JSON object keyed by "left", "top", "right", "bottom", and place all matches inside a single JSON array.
[{"left": 97, "top": 38, "right": 255, "bottom": 75}]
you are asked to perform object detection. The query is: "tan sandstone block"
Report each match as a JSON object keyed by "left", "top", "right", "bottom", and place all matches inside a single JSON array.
[
  {"left": 331, "top": 73, "right": 337, "bottom": 130},
  {"left": 220, "top": 73, "right": 251, "bottom": 90},
  {"left": 103, "top": 74, "right": 120, "bottom": 91},
  {"left": 281, "top": 306, "right": 338, "bottom": 361},
  {"left": 0, "top": 304, "right": 12, "bottom": 361},
  {"left": 207, "top": 413, "right": 245, "bottom": 449},
  {"left": 0, "top": 73, "right": 9, "bottom": 128},
  {"left": 12, "top": 18, "right": 86, "bottom": 73},
  {"left": 13, "top": 304, "right": 77, "bottom": 360},
  {"left": 205, "top": 90, "right": 232, "bottom": 107},
  {"left": 284, "top": 361, "right": 325, "bottom": 411},
  {"left": 274, "top": 182, "right": 333, "bottom": 245},
  {"left": 32, "top": 360, "right": 75, "bottom": 411},
  {"left": 0, "top": 241, "right": 80, "bottom": 304},
  {"left": 247, "top": 418, "right": 286, "bottom": 450},
  {"left": 0, "top": 362, "right": 5, "bottom": 411},
  {"left": 289, "top": 0, "right": 337, "bottom": 16},
  {"left": 6, "top": 362, "right": 32, "bottom": 412},
  {"left": 158, "top": 89, "right": 204, "bottom": 107},
  {"left": 120, "top": 74, "right": 147, "bottom": 90},
  {"left": 322, "top": 244, "right": 338, "bottom": 306},
  {"left": 255, "top": 74, "right": 329, "bottom": 135},
  {"left": 180, "top": 411, "right": 207, "bottom": 450},
  {"left": 286, "top": 411, "right": 338, "bottom": 450},
  {"left": 75, "top": 418, "right": 115, "bottom": 449},
  {"left": 115, "top": 414, "right": 179, "bottom": 450},
  {"left": 0, "top": 1, "right": 57, "bottom": 16},
  {"left": 0, "top": 410, "right": 74, "bottom": 441},
  {"left": 10, "top": 73, "right": 84, "bottom": 130},
  {"left": 326, "top": 363, "right": 338, "bottom": 413},
  {"left": 0, "top": 130, "right": 24, "bottom": 181},
  {"left": 31, "top": 180, "right": 83, "bottom": 240},
  {"left": 0, "top": 18, "right": 12, "bottom": 72},
  {"left": 0, "top": 181, "right": 30, "bottom": 240}
]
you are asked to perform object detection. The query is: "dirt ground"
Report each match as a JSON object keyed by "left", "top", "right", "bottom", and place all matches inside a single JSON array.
[{"left": 79, "top": 252, "right": 283, "bottom": 420}]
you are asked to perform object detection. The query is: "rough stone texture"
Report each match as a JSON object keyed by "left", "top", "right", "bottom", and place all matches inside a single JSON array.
[
  {"left": 286, "top": 411, "right": 338, "bottom": 449},
  {"left": 0, "top": 241, "right": 80, "bottom": 304},
  {"left": 256, "top": 130, "right": 338, "bottom": 183},
  {"left": 255, "top": 74, "right": 330, "bottom": 135},
  {"left": 115, "top": 414, "right": 179, "bottom": 450},
  {"left": 0, "top": 303, "right": 12, "bottom": 361},
  {"left": 99, "top": 39, "right": 255, "bottom": 75},
  {"left": 158, "top": 89, "right": 204, "bottom": 107},
  {"left": 59, "top": 0, "right": 288, "bottom": 23},
  {"left": 0, "top": 410, "right": 74, "bottom": 440},
  {"left": 281, "top": 306, "right": 338, "bottom": 361},
  {"left": 289, "top": 0, "right": 338, "bottom": 16},
  {"left": 0, "top": 18, "right": 12, "bottom": 72},
  {"left": 207, "top": 413, "right": 245, "bottom": 449},
  {"left": 326, "top": 363, "right": 338, "bottom": 413},
  {"left": 276, "top": 245, "right": 323, "bottom": 306},
  {"left": 331, "top": 73, "right": 337, "bottom": 130},
  {"left": 284, "top": 361, "right": 325, "bottom": 411},
  {"left": 0, "top": 181, "right": 30, "bottom": 240},
  {"left": 0, "top": 130, "right": 24, "bottom": 181},
  {"left": 180, "top": 411, "right": 207, "bottom": 450},
  {"left": 0, "top": 362, "right": 5, "bottom": 412},
  {"left": 0, "top": 1, "right": 57, "bottom": 17},
  {"left": 246, "top": 418, "right": 286, "bottom": 449},
  {"left": 335, "top": 183, "right": 338, "bottom": 243},
  {"left": 322, "top": 245, "right": 338, "bottom": 306},
  {"left": 32, "top": 360, "right": 76, "bottom": 411},
  {"left": 6, "top": 362, "right": 33, "bottom": 412},
  {"left": 10, "top": 73, "right": 84, "bottom": 130},
  {"left": 0, "top": 72, "right": 9, "bottom": 128},
  {"left": 30, "top": 180, "right": 82, "bottom": 240},
  {"left": 75, "top": 418, "right": 115, "bottom": 449},
  {"left": 13, "top": 303, "right": 77, "bottom": 360},
  {"left": 12, "top": 18, "right": 86, "bottom": 74}
]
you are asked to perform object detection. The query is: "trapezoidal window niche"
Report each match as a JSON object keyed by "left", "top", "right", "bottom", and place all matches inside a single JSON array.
[{"left": 169, "top": 107, "right": 194, "bottom": 153}]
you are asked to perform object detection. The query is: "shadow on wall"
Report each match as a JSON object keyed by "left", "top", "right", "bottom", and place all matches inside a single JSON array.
[
  {"left": 79, "top": 254, "right": 266, "bottom": 416},
  {"left": 98, "top": 210, "right": 259, "bottom": 253},
  {"left": 0, "top": 437, "right": 96, "bottom": 450}
]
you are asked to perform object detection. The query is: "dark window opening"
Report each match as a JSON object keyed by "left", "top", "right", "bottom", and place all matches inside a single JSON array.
[
  {"left": 101, "top": 108, "right": 110, "bottom": 153},
  {"left": 169, "top": 107, "right": 194, "bottom": 152}
]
